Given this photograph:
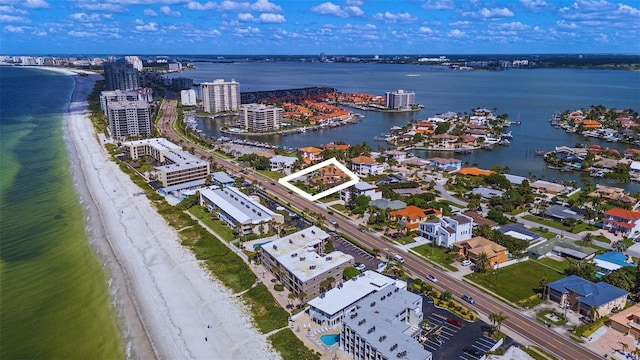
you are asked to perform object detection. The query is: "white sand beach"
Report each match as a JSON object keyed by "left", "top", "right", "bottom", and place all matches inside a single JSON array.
[{"left": 58, "top": 68, "right": 280, "bottom": 360}]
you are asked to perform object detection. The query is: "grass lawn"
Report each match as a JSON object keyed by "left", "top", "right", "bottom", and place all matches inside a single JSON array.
[
  {"left": 241, "top": 284, "right": 289, "bottom": 333},
  {"left": 257, "top": 170, "right": 285, "bottom": 180},
  {"left": 318, "top": 193, "right": 340, "bottom": 203},
  {"left": 531, "top": 257, "right": 570, "bottom": 273},
  {"left": 268, "top": 329, "right": 320, "bottom": 360},
  {"left": 188, "top": 206, "right": 235, "bottom": 242},
  {"left": 522, "top": 215, "right": 598, "bottom": 234},
  {"left": 592, "top": 235, "right": 611, "bottom": 244},
  {"left": 410, "top": 244, "right": 458, "bottom": 272},
  {"left": 529, "top": 227, "right": 557, "bottom": 240},
  {"left": 329, "top": 203, "right": 347, "bottom": 212},
  {"left": 390, "top": 234, "right": 416, "bottom": 245},
  {"left": 464, "top": 260, "right": 565, "bottom": 305},
  {"left": 509, "top": 207, "right": 530, "bottom": 216}
]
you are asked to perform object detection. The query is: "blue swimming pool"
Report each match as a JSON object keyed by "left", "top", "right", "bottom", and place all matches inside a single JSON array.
[
  {"left": 253, "top": 241, "right": 272, "bottom": 250},
  {"left": 320, "top": 334, "right": 339, "bottom": 346}
]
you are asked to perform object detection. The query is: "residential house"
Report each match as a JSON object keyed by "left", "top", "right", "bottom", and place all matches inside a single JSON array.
[
  {"left": 594, "top": 251, "right": 637, "bottom": 276},
  {"left": 211, "top": 171, "right": 235, "bottom": 187},
  {"left": 350, "top": 156, "right": 386, "bottom": 176},
  {"left": 528, "top": 237, "right": 596, "bottom": 260},
  {"left": 299, "top": 146, "right": 323, "bottom": 164},
  {"left": 369, "top": 199, "right": 407, "bottom": 211},
  {"left": 376, "top": 173, "right": 409, "bottom": 185},
  {"left": 588, "top": 184, "right": 636, "bottom": 204},
  {"left": 603, "top": 207, "right": 640, "bottom": 237},
  {"left": 461, "top": 211, "right": 497, "bottom": 228},
  {"left": 431, "top": 134, "right": 457, "bottom": 147},
  {"left": 418, "top": 214, "right": 474, "bottom": 248},
  {"left": 427, "top": 157, "right": 462, "bottom": 172},
  {"left": 469, "top": 187, "right": 504, "bottom": 200},
  {"left": 543, "top": 205, "right": 585, "bottom": 222},
  {"left": 389, "top": 205, "right": 441, "bottom": 231},
  {"left": 340, "top": 182, "right": 382, "bottom": 202},
  {"left": 454, "top": 236, "right": 508, "bottom": 268},
  {"left": 498, "top": 223, "right": 541, "bottom": 242},
  {"left": 546, "top": 275, "right": 628, "bottom": 320},
  {"left": 457, "top": 167, "right": 494, "bottom": 176},
  {"left": 269, "top": 155, "right": 298, "bottom": 173},
  {"left": 384, "top": 149, "right": 407, "bottom": 163},
  {"left": 608, "top": 304, "right": 640, "bottom": 341},
  {"left": 530, "top": 180, "right": 565, "bottom": 195}
]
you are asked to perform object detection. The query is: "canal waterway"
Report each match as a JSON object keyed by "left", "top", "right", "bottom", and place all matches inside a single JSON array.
[{"left": 168, "top": 62, "right": 640, "bottom": 192}]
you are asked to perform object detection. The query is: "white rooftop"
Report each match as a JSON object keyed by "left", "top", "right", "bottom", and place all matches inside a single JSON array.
[
  {"left": 262, "top": 226, "right": 353, "bottom": 282},
  {"left": 308, "top": 271, "right": 406, "bottom": 317},
  {"left": 123, "top": 137, "right": 180, "bottom": 151},
  {"left": 200, "top": 186, "right": 275, "bottom": 225},
  {"left": 354, "top": 181, "right": 377, "bottom": 191},
  {"left": 156, "top": 150, "right": 208, "bottom": 171},
  {"left": 270, "top": 155, "right": 297, "bottom": 164}
]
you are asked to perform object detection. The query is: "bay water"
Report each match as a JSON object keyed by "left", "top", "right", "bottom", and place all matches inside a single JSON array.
[
  {"left": 169, "top": 62, "right": 640, "bottom": 192},
  {"left": 0, "top": 67, "right": 124, "bottom": 358}
]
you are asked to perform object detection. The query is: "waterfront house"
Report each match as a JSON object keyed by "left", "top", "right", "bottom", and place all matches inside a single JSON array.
[
  {"left": 384, "top": 149, "right": 407, "bottom": 163},
  {"left": 543, "top": 205, "right": 585, "bottom": 222},
  {"left": 376, "top": 173, "right": 409, "bottom": 185},
  {"left": 546, "top": 275, "right": 628, "bottom": 320},
  {"left": 587, "top": 184, "right": 636, "bottom": 204},
  {"left": 427, "top": 157, "right": 462, "bottom": 172},
  {"left": 431, "top": 133, "right": 458, "bottom": 147},
  {"left": 530, "top": 180, "right": 565, "bottom": 195},
  {"left": 350, "top": 155, "right": 385, "bottom": 176},
  {"left": 389, "top": 205, "right": 441, "bottom": 231},
  {"left": 369, "top": 199, "right": 407, "bottom": 211},
  {"left": 468, "top": 187, "right": 504, "bottom": 200},
  {"left": 418, "top": 214, "right": 474, "bottom": 248},
  {"left": 454, "top": 236, "right": 508, "bottom": 268},
  {"left": 340, "top": 181, "right": 382, "bottom": 202},
  {"left": 624, "top": 148, "right": 640, "bottom": 159},
  {"left": 461, "top": 211, "right": 497, "bottom": 228},
  {"left": 299, "top": 146, "right": 323, "bottom": 163},
  {"left": 603, "top": 208, "right": 640, "bottom": 237}
]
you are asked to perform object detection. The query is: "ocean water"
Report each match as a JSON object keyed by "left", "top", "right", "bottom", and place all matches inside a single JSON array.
[
  {"left": 168, "top": 62, "right": 640, "bottom": 191},
  {"left": 0, "top": 67, "right": 123, "bottom": 358}
]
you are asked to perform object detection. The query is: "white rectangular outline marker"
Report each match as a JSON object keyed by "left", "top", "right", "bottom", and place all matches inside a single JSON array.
[{"left": 278, "top": 157, "right": 360, "bottom": 201}]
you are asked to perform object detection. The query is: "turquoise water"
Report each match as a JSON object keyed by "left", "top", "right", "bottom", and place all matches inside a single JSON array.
[
  {"left": 0, "top": 67, "right": 124, "bottom": 358},
  {"left": 253, "top": 240, "right": 272, "bottom": 249},
  {"left": 320, "top": 333, "right": 340, "bottom": 346}
]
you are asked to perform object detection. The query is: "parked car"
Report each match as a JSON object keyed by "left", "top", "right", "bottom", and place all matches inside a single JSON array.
[
  {"left": 462, "top": 294, "right": 475, "bottom": 304},
  {"left": 461, "top": 259, "right": 472, "bottom": 266},
  {"left": 354, "top": 263, "right": 366, "bottom": 272},
  {"left": 327, "top": 211, "right": 334, "bottom": 215},
  {"left": 464, "top": 346, "right": 484, "bottom": 357},
  {"left": 358, "top": 227, "right": 366, "bottom": 232},
  {"left": 446, "top": 318, "right": 462, "bottom": 327},
  {"left": 426, "top": 274, "right": 438, "bottom": 283},
  {"left": 393, "top": 254, "right": 405, "bottom": 263}
]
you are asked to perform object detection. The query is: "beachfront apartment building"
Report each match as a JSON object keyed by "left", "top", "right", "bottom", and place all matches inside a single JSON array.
[
  {"left": 546, "top": 275, "right": 628, "bottom": 320},
  {"left": 341, "top": 284, "right": 431, "bottom": 360},
  {"left": 107, "top": 100, "right": 152, "bottom": 138},
  {"left": 603, "top": 208, "right": 640, "bottom": 237},
  {"left": 350, "top": 156, "right": 385, "bottom": 176},
  {"left": 122, "top": 138, "right": 210, "bottom": 188},
  {"left": 418, "top": 214, "right": 474, "bottom": 248},
  {"left": 340, "top": 182, "right": 382, "bottom": 202},
  {"left": 385, "top": 89, "right": 415, "bottom": 111},
  {"left": 307, "top": 271, "right": 406, "bottom": 327},
  {"left": 200, "top": 186, "right": 283, "bottom": 236},
  {"left": 259, "top": 226, "right": 353, "bottom": 302},
  {"left": 241, "top": 103, "right": 283, "bottom": 132},
  {"left": 100, "top": 90, "right": 140, "bottom": 115},
  {"left": 201, "top": 79, "right": 240, "bottom": 113},
  {"left": 181, "top": 89, "right": 197, "bottom": 106},
  {"left": 103, "top": 59, "right": 140, "bottom": 91}
]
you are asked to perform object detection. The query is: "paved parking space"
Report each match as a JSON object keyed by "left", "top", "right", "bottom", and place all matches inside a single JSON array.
[{"left": 331, "top": 235, "right": 378, "bottom": 270}]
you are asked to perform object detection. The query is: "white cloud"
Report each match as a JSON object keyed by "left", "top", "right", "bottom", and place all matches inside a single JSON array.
[
  {"left": 373, "top": 11, "right": 417, "bottom": 22},
  {"left": 494, "top": 21, "right": 530, "bottom": 30},
  {"left": 519, "top": 0, "right": 548, "bottom": 11},
  {"left": 0, "top": 5, "right": 27, "bottom": 14},
  {"left": 597, "top": 33, "right": 608, "bottom": 42},
  {"left": 418, "top": 26, "right": 435, "bottom": 34},
  {"left": 75, "top": 3, "right": 126, "bottom": 12},
  {"left": 0, "top": 14, "right": 28, "bottom": 22},
  {"left": 346, "top": 0, "right": 363, "bottom": 5},
  {"left": 68, "top": 30, "right": 97, "bottom": 37},
  {"left": 237, "top": 12, "right": 285, "bottom": 22},
  {"left": 448, "top": 29, "right": 466, "bottom": 37},
  {"left": 556, "top": 20, "right": 578, "bottom": 29},
  {"left": 70, "top": 12, "right": 101, "bottom": 22},
  {"left": 160, "top": 5, "right": 181, "bottom": 17},
  {"left": 449, "top": 20, "right": 471, "bottom": 27},
  {"left": 144, "top": 8, "right": 158, "bottom": 16},
  {"left": 463, "top": 7, "right": 514, "bottom": 18},
  {"left": 311, "top": 2, "right": 348, "bottom": 18},
  {"left": 135, "top": 21, "right": 158, "bottom": 31},
  {"left": 421, "top": 0, "right": 455, "bottom": 10},
  {"left": 187, "top": 0, "right": 282, "bottom": 12},
  {"left": 236, "top": 26, "right": 260, "bottom": 34},
  {"left": 344, "top": 6, "right": 363, "bottom": 16},
  {"left": 24, "top": 0, "right": 49, "bottom": 9},
  {"left": 3, "top": 24, "right": 23, "bottom": 32},
  {"left": 135, "top": 18, "right": 145, "bottom": 25}
]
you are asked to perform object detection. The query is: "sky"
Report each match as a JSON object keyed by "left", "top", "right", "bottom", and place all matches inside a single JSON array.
[{"left": 1, "top": 0, "right": 639, "bottom": 55}]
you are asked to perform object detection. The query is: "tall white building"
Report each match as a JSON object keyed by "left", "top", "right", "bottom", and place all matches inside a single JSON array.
[
  {"left": 100, "top": 90, "right": 140, "bottom": 115},
  {"left": 107, "top": 101, "right": 152, "bottom": 138},
  {"left": 201, "top": 79, "right": 240, "bottom": 113},
  {"left": 385, "top": 89, "right": 415, "bottom": 110},
  {"left": 124, "top": 56, "right": 143, "bottom": 71},
  {"left": 241, "top": 103, "right": 283, "bottom": 132},
  {"left": 181, "top": 89, "right": 197, "bottom": 106}
]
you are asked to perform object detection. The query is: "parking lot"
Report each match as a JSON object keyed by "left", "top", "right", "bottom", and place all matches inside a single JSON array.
[{"left": 330, "top": 233, "right": 380, "bottom": 271}]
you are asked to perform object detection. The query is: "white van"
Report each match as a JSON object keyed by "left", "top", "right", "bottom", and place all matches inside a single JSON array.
[{"left": 393, "top": 254, "right": 405, "bottom": 263}]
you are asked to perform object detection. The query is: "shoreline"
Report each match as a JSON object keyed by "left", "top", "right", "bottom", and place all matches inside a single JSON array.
[{"left": 52, "top": 67, "right": 279, "bottom": 359}]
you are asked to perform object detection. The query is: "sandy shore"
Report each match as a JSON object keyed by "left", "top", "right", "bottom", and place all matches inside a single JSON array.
[{"left": 55, "top": 68, "right": 280, "bottom": 360}]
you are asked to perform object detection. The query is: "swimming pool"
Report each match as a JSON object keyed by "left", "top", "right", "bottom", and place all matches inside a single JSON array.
[
  {"left": 252, "top": 241, "right": 272, "bottom": 250},
  {"left": 320, "top": 334, "right": 339, "bottom": 346}
]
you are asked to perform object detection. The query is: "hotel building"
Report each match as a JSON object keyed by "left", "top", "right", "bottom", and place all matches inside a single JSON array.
[
  {"left": 201, "top": 79, "right": 240, "bottom": 113},
  {"left": 241, "top": 103, "right": 283, "bottom": 132},
  {"left": 199, "top": 186, "right": 282, "bottom": 236},
  {"left": 385, "top": 89, "right": 415, "bottom": 111},
  {"left": 340, "top": 284, "right": 431, "bottom": 360},
  {"left": 260, "top": 226, "right": 353, "bottom": 301},
  {"left": 107, "top": 101, "right": 152, "bottom": 138}
]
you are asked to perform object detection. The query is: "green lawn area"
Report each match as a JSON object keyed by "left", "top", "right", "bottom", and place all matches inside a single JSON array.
[
  {"left": 241, "top": 284, "right": 290, "bottom": 333},
  {"left": 268, "top": 329, "right": 320, "bottom": 360},
  {"left": 509, "top": 207, "right": 530, "bottom": 216},
  {"left": 329, "top": 203, "right": 347, "bottom": 212},
  {"left": 318, "top": 193, "right": 340, "bottom": 203},
  {"left": 257, "top": 170, "right": 285, "bottom": 180},
  {"left": 188, "top": 206, "right": 235, "bottom": 242},
  {"left": 522, "top": 215, "right": 598, "bottom": 234},
  {"left": 388, "top": 234, "right": 416, "bottom": 245},
  {"left": 464, "top": 259, "right": 565, "bottom": 306},
  {"left": 410, "top": 244, "right": 458, "bottom": 272},
  {"left": 531, "top": 257, "right": 569, "bottom": 273},
  {"left": 529, "top": 227, "right": 558, "bottom": 240},
  {"left": 592, "top": 235, "right": 611, "bottom": 244}
]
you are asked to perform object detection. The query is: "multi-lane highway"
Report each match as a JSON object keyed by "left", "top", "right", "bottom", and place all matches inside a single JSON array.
[{"left": 158, "top": 99, "right": 601, "bottom": 360}]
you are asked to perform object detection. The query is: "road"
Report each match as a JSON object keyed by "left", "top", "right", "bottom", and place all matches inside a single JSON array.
[
  {"left": 157, "top": 99, "right": 601, "bottom": 360},
  {"left": 516, "top": 213, "right": 613, "bottom": 250}
]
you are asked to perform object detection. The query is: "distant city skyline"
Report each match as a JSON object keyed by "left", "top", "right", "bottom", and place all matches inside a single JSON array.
[{"left": 2, "top": 0, "right": 639, "bottom": 55}]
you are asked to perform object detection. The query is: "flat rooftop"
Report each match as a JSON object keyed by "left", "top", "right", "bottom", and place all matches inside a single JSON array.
[
  {"left": 308, "top": 271, "right": 406, "bottom": 316},
  {"left": 123, "top": 137, "right": 180, "bottom": 151},
  {"left": 200, "top": 186, "right": 275, "bottom": 225},
  {"left": 262, "top": 226, "right": 353, "bottom": 282}
]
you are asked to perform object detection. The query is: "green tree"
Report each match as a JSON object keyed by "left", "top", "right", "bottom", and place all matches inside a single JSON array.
[
  {"left": 343, "top": 267, "right": 359, "bottom": 281},
  {"left": 581, "top": 233, "right": 594, "bottom": 247},
  {"left": 475, "top": 252, "right": 491, "bottom": 273},
  {"left": 435, "top": 122, "right": 451, "bottom": 135},
  {"left": 492, "top": 311, "right": 508, "bottom": 333},
  {"left": 612, "top": 240, "right": 628, "bottom": 253}
]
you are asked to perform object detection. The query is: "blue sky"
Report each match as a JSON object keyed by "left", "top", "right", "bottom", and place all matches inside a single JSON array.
[{"left": 2, "top": 0, "right": 639, "bottom": 55}]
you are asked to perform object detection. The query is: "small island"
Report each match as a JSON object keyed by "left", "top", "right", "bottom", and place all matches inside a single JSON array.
[{"left": 550, "top": 105, "right": 639, "bottom": 145}]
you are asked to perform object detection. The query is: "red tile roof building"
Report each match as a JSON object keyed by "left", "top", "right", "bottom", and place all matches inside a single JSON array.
[{"left": 603, "top": 208, "right": 640, "bottom": 237}]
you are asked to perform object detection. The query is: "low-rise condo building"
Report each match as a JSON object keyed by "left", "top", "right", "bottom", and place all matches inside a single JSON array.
[
  {"left": 341, "top": 284, "right": 431, "bottom": 360},
  {"left": 199, "top": 186, "right": 282, "bottom": 236},
  {"left": 260, "top": 226, "right": 353, "bottom": 301},
  {"left": 546, "top": 275, "right": 628, "bottom": 320}
]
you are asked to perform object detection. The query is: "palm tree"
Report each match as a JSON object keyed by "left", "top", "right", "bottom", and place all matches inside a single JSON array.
[
  {"left": 612, "top": 240, "right": 628, "bottom": 253},
  {"left": 475, "top": 252, "right": 491, "bottom": 273},
  {"left": 287, "top": 292, "right": 297, "bottom": 308},
  {"left": 295, "top": 291, "right": 307, "bottom": 307},
  {"left": 589, "top": 306, "right": 600, "bottom": 321},
  {"left": 492, "top": 311, "right": 508, "bottom": 333},
  {"left": 581, "top": 233, "right": 594, "bottom": 246},
  {"left": 539, "top": 278, "right": 548, "bottom": 299},
  {"left": 272, "top": 265, "right": 283, "bottom": 285},
  {"left": 439, "top": 291, "right": 452, "bottom": 302},
  {"left": 618, "top": 342, "right": 629, "bottom": 354}
]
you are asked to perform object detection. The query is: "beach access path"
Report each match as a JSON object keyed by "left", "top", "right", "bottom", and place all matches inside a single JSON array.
[{"left": 63, "top": 69, "right": 279, "bottom": 360}]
